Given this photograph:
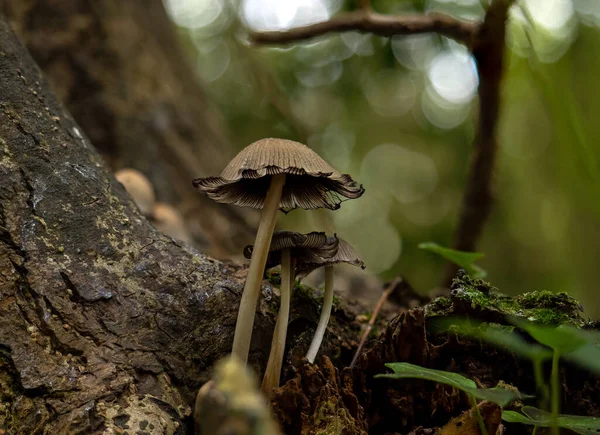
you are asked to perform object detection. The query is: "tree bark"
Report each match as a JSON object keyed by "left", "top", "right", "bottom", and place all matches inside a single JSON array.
[
  {"left": 1, "top": 0, "right": 256, "bottom": 257},
  {"left": 0, "top": 14, "right": 359, "bottom": 434}
]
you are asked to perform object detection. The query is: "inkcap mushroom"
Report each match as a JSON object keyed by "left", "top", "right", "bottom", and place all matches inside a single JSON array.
[
  {"left": 295, "top": 237, "right": 365, "bottom": 363},
  {"left": 244, "top": 231, "right": 339, "bottom": 394},
  {"left": 193, "top": 138, "right": 364, "bottom": 363},
  {"left": 115, "top": 168, "right": 155, "bottom": 217}
]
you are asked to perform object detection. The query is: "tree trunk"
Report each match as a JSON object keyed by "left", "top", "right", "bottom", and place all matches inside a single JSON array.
[
  {"left": 1, "top": 0, "right": 257, "bottom": 257},
  {"left": 0, "top": 14, "right": 359, "bottom": 434}
]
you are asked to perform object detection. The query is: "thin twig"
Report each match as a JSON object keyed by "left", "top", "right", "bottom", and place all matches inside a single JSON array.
[
  {"left": 443, "top": 0, "right": 514, "bottom": 286},
  {"left": 250, "top": 10, "right": 478, "bottom": 47},
  {"left": 350, "top": 277, "right": 402, "bottom": 368}
]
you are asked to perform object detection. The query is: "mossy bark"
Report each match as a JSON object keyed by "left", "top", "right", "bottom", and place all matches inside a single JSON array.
[
  {"left": 273, "top": 274, "right": 600, "bottom": 435},
  {"left": 1, "top": 0, "right": 256, "bottom": 257},
  {"left": 0, "top": 15, "right": 360, "bottom": 434}
]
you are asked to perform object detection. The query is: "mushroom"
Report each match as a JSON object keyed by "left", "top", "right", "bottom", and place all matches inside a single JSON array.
[
  {"left": 115, "top": 168, "right": 155, "bottom": 217},
  {"left": 243, "top": 231, "right": 338, "bottom": 394},
  {"left": 151, "top": 202, "right": 191, "bottom": 243},
  {"left": 193, "top": 138, "right": 364, "bottom": 363},
  {"left": 295, "top": 237, "right": 365, "bottom": 364}
]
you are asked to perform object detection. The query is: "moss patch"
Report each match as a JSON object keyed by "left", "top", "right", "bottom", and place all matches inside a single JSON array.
[{"left": 426, "top": 271, "right": 584, "bottom": 326}]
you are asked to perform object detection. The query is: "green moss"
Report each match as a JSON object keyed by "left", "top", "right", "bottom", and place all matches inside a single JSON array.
[
  {"left": 426, "top": 272, "right": 584, "bottom": 326},
  {"left": 425, "top": 296, "right": 453, "bottom": 316},
  {"left": 265, "top": 270, "right": 281, "bottom": 287},
  {"left": 312, "top": 396, "right": 360, "bottom": 435}
]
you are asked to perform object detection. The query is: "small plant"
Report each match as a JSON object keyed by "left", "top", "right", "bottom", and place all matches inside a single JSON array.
[
  {"left": 509, "top": 320, "right": 600, "bottom": 434},
  {"left": 430, "top": 316, "right": 600, "bottom": 435},
  {"left": 433, "top": 319, "right": 552, "bottom": 410},
  {"left": 375, "top": 362, "right": 529, "bottom": 435},
  {"left": 375, "top": 362, "right": 526, "bottom": 406},
  {"left": 418, "top": 242, "right": 487, "bottom": 278},
  {"left": 503, "top": 406, "right": 600, "bottom": 435}
]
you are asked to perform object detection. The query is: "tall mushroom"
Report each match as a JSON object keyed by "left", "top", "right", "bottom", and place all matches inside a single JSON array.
[
  {"left": 193, "top": 138, "right": 364, "bottom": 363},
  {"left": 295, "top": 237, "right": 365, "bottom": 364},
  {"left": 244, "top": 231, "right": 339, "bottom": 394}
]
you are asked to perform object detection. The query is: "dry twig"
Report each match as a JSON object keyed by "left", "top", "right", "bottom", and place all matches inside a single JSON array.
[
  {"left": 250, "top": 10, "right": 477, "bottom": 47},
  {"left": 350, "top": 277, "right": 403, "bottom": 368}
]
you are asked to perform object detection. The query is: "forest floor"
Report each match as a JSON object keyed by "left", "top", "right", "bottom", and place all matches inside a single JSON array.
[{"left": 267, "top": 272, "right": 600, "bottom": 435}]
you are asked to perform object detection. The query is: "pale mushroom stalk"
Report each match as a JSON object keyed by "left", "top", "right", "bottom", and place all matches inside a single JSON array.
[
  {"left": 261, "top": 248, "right": 292, "bottom": 394},
  {"left": 306, "top": 265, "right": 334, "bottom": 363},
  {"left": 193, "top": 138, "right": 364, "bottom": 364},
  {"left": 243, "top": 231, "right": 331, "bottom": 395},
  {"left": 297, "top": 237, "right": 364, "bottom": 363},
  {"left": 232, "top": 174, "right": 286, "bottom": 363}
]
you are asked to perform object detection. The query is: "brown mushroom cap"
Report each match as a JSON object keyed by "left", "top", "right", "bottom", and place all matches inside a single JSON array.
[
  {"left": 115, "top": 168, "right": 155, "bottom": 216},
  {"left": 243, "top": 231, "right": 339, "bottom": 269},
  {"left": 295, "top": 238, "right": 365, "bottom": 279},
  {"left": 152, "top": 202, "right": 191, "bottom": 243},
  {"left": 193, "top": 138, "right": 364, "bottom": 210}
]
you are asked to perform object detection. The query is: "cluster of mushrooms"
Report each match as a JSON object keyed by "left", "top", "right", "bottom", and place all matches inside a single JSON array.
[
  {"left": 115, "top": 168, "right": 191, "bottom": 243},
  {"left": 193, "top": 138, "right": 365, "bottom": 395}
]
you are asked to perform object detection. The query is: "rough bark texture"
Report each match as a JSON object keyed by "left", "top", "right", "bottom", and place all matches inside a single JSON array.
[
  {"left": 1, "top": 0, "right": 257, "bottom": 257},
  {"left": 0, "top": 16, "right": 360, "bottom": 434}
]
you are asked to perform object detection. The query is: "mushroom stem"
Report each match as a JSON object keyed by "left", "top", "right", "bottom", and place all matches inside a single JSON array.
[
  {"left": 306, "top": 265, "right": 334, "bottom": 363},
  {"left": 232, "top": 173, "right": 286, "bottom": 364},
  {"left": 261, "top": 248, "right": 292, "bottom": 395}
]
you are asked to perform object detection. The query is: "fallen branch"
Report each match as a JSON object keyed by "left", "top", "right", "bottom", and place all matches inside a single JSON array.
[{"left": 250, "top": 10, "right": 478, "bottom": 47}]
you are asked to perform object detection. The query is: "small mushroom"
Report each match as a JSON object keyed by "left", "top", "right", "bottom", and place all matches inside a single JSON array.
[
  {"left": 151, "top": 202, "right": 191, "bottom": 243},
  {"left": 115, "top": 168, "right": 155, "bottom": 217},
  {"left": 194, "top": 138, "right": 364, "bottom": 364},
  {"left": 243, "top": 231, "right": 338, "bottom": 394},
  {"left": 295, "top": 238, "right": 365, "bottom": 364}
]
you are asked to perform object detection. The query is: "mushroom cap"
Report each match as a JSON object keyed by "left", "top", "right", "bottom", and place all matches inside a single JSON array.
[
  {"left": 152, "top": 202, "right": 191, "bottom": 243},
  {"left": 295, "top": 238, "right": 365, "bottom": 279},
  {"left": 243, "top": 231, "right": 339, "bottom": 269},
  {"left": 193, "top": 138, "right": 364, "bottom": 211},
  {"left": 115, "top": 168, "right": 155, "bottom": 216}
]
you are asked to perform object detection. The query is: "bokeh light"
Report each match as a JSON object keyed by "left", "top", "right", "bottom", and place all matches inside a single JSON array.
[
  {"left": 391, "top": 34, "right": 438, "bottom": 71},
  {"left": 164, "top": 0, "right": 224, "bottom": 29},
  {"left": 363, "top": 69, "right": 417, "bottom": 117},
  {"left": 163, "top": 0, "right": 600, "bottom": 316},
  {"left": 241, "top": 0, "right": 332, "bottom": 32},
  {"left": 361, "top": 143, "right": 438, "bottom": 204},
  {"left": 427, "top": 49, "right": 478, "bottom": 105}
]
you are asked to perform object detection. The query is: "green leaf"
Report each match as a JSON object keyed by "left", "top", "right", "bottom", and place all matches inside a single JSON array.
[
  {"left": 375, "top": 362, "right": 522, "bottom": 407},
  {"left": 564, "top": 344, "right": 600, "bottom": 376},
  {"left": 521, "top": 406, "right": 553, "bottom": 424},
  {"left": 512, "top": 320, "right": 587, "bottom": 354},
  {"left": 432, "top": 317, "right": 553, "bottom": 362},
  {"left": 501, "top": 411, "right": 538, "bottom": 425},
  {"left": 503, "top": 407, "right": 600, "bottom": 434},
  {"left": 479, "top": 325, "right": 553, "bottom": 361},
  {"left": 418, "top": 242, "right": 487, "bottom": 278}
]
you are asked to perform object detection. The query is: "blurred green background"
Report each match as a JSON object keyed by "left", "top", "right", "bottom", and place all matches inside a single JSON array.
[{"left": 163, "top": 0, "right": 600, "bottom": 318}]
